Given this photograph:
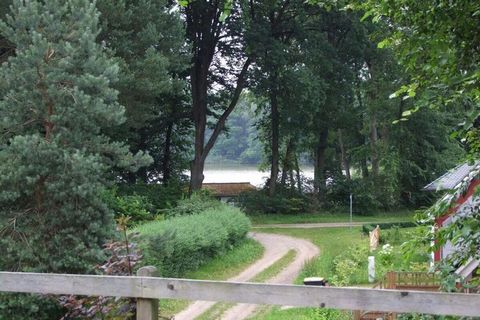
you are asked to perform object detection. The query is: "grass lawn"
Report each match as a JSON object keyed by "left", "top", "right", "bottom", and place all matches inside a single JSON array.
[
  {"left": 249, "top": 226, "right": 428, "bottom": 320},
  {"left": 159, "top": 238, "right": 264, "bottom": 318},
  {"left": 250, "top": 210, "right": 416, "bottom": 225},
  {"left": 257, "top": 227, "right": 369, "bottom": 284}
]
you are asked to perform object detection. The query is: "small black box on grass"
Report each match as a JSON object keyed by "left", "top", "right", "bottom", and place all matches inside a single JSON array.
[{"left": 303, "top": 277, "right": 328, "bottom": 286}]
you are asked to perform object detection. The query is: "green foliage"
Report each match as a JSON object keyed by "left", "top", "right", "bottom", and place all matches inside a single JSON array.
[
  {"left": 116, "top": 182, "right": 187, "bottom": 212},
  {"left": 361, "top": 222, "right": 416, "bottom": 235},
  {"left": 0, "top": 1, "right": 150, "bottom": 318},
  {"left": 398, "top": 313, "right": 478, "bottom": 320},
  {"left": 137, "top": 206, "right": 251, "bottom": 277},
  {"left": 208, "top": 96, "right": 263, "bottom": 165},
  {"left": 239, "top": 189, "right": 310, "bottom": 214},
  {"left": 102, "top": 188, "right": 155, "bottom": 225},
  {"left": 0, "top": 293, "right": 65, "bottom": 320},
  {"left": 330, "top": 245, "right": 369, "bottom": 286},
  {"left": 97, "top": 0, "right": 192, "bottom": 184},
  {"left": 251, "top": 306, "right": 347, "bottom": 320},
  {"left": 164, "top": 191, "right": 221, "bottom": 218},
  {"left": 326, "top": 176, "right": 381, "bottom": 214}
]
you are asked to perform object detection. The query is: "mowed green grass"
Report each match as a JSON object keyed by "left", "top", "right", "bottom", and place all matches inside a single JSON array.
[
  {"left": 247, "top": 227, "right": 367, "bottom": 320},
  {"left": 258, "top": 227, "right": 369, "bottom": 284},
  {"left": 249, "top": 226, "right": 428, "bottom": 320},
  {"left": 159, "top": 238, "right": 264, "bottom": 318},
  {"left": 250, "top": 210, "right": 415, "bottom": 225}
]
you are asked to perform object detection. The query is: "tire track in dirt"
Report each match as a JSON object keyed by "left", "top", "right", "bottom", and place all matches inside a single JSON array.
[{"left": 174, "top": 232, "right": 319, "bottom": 320}]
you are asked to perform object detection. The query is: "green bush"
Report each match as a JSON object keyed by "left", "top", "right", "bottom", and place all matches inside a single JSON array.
[
  {"left": 361, "top": 222, "right": 416, "bottom": 235},
  {"left": 116, "top": 182, "right": 187, "bottom": 213},
  {"left": 0, "top": 294, "right": 65, "bottom": 320},
  {"left": 136, "top": 206, "right": 251, "bottom": 277},
  {"left": 325, "top": 177, "right": 381, "bottom": 215},
  {"left": 330, "top": 245, "right": 369, "bottom": 286},
  {"left": 239, "top": 189, "right": 310, "bottom": 214},
  {"left": 103, "top": 188, "right": 156, "bottom": 224},
  {"left": 164, "top": 191, "right": 221, "bottom": 218}
]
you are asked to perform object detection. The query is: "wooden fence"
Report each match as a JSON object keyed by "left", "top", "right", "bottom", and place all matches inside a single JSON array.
[{"left": 1, "top": 267, "right": 480, "bottom": 320}]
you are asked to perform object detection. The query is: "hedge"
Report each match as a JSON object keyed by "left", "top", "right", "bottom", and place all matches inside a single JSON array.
[
  {"left": 136, "top": 206, "right": 251, "bottom": 277},
  {"left": 361, "top": 222, "right": 416, "bottom": 235}
]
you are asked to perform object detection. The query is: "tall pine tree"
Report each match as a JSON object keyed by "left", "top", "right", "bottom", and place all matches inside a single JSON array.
[{"left": 0, "top": 0, "right": 150, "bottom": 277}]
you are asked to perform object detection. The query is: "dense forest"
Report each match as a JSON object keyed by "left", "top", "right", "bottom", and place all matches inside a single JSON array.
[{"left": 0, "top": 0, "right": 468, "bottom": 210}]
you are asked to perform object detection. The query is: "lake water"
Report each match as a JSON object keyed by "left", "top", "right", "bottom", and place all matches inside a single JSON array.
[{"left": 202, "top": 164, "right": 315, "bottom": 187}]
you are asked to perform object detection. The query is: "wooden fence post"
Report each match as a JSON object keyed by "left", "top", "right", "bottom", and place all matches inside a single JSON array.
[
  {"left": 386, "top": 271, "right": 396, "bottom": 290},
  {"left": 137, "top": 266, "right": 159, "bottom": 320}
]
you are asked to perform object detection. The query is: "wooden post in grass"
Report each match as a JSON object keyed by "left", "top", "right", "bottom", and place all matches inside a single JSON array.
[{"left": 137, "top": 266, "right": 159, "bottom": 320}]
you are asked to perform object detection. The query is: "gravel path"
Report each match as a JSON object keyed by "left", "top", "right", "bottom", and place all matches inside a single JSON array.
[{"left": 173, "top": 232, "right": 319, "bottom": 320}]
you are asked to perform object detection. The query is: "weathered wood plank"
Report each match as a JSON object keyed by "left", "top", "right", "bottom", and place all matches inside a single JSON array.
[{"left": 1, "top": 272, "right": 479, "bottom": 317}]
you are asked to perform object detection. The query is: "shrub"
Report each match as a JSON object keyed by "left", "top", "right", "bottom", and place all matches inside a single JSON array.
[
  {"left": 103, "top": 188, "right": 155, "bottom": 225},
  {"left": 0, "top": 294, "right": 65, "bottom": 320},
  {"left": 361, "top": 222, "right": 416, "bottom": 235},
  {"left": 59, "top": 232, "right": 142, "bottom": 319},
  {"left": 325, "top": 177, "right": 381, "bottom": 215},
  {"left": 164, "top": 191, "right": 221, "bottom": 218},
  {"left": 116, "top": 182, "right": 187, "bottom": 213},
  {"left": 239, "top": 189, "right": 310, "bottom": 214},
  {"left": 137, "top": 206, "right": 251, "bottom": 276},
  {"left": 331, "top": 245, "right": 369, "bottom": 286}
]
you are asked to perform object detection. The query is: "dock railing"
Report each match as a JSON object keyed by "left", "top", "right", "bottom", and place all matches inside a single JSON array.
[{"left": 1, "top": 267, "right": 480, "bottom": 320}]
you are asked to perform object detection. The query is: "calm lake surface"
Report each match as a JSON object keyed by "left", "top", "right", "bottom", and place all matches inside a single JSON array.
[{"left": 202, "top": 163, "right": 314, "bottom": 187}]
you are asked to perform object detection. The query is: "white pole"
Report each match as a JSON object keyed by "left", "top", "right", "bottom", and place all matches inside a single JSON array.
[{"left": 368, "top": 256, "right": 375, "bottom": 283}]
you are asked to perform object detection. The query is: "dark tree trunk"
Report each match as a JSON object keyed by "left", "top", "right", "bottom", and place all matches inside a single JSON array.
[
  {"left": 185, "top": 1, "right": 252, "bottom": 193},
  {"left": 295, "top": 154, "right": 302, "bottom": 193},
  {"left": 365, "top": 59, "right": 380, "bottom": 177},
  {"left": 361, "top": 157, "right": 369, "bottom": 179},
  {"left": 280, "top": 138, "right": 293, "bottom": 186},
  {"left": 337, "top": 129, "right": 351, "bottom": 180},
  {"left": 269, "top": 79, "right": 280, "bottom": 196},
  {"left": 189, "top": 82, "right": 208, "bottom": 191},
  {"left": 162, "top": 121, "right": 173, "bottom": 183},
  {"left": 314, "top": 128, "right": 329, "bottom": 198},
  {"left": 370, "top": 112, "right": 379, "bottom": 177},
  {"left": 356, "top": 81, "right": 369, "bottom": 179},
  {"left": 289, "top": 168, "right": 294, "bottom": 190}
]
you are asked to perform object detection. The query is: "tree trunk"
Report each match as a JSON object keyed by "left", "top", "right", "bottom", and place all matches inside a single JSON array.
[
  {"left": 185, "top": 1, "right": 253, "bottom": 193},
  {"left": 269, "top": 78, "right": 280, "bottom": 197},
  {"left": 189, "top": 60, "right": 208, "bottom": 192},
  {"left": 370, "top": 112, "right": 379, "bottom": 177},
  {"left": 280, "top": 138, "right": 293, "bottom": 186},
  {"left": 337, "top": 128, "right": 351, "bottom": 180},
  {"left": 189, "top": 57, "right": 252, "bottom": 193},
  {"left": 295, "top": 154, "right": 302, "bottom": 193},
  {"left": 162, "top": 121, "right": 173, "bottom": 183},
  {"left": 289, "top": 167, "right": 294, "bottom": 190},
  {"left": 355, "top": 79, "right": 369, "bottom": 179},
  {"left": 314, "top": 128, "right": 328, "bottom": 198}
]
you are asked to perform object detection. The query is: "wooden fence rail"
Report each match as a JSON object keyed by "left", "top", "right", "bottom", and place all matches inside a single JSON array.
[{"left": 1, "top": 268, "right": 480, "bottom": 319}]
